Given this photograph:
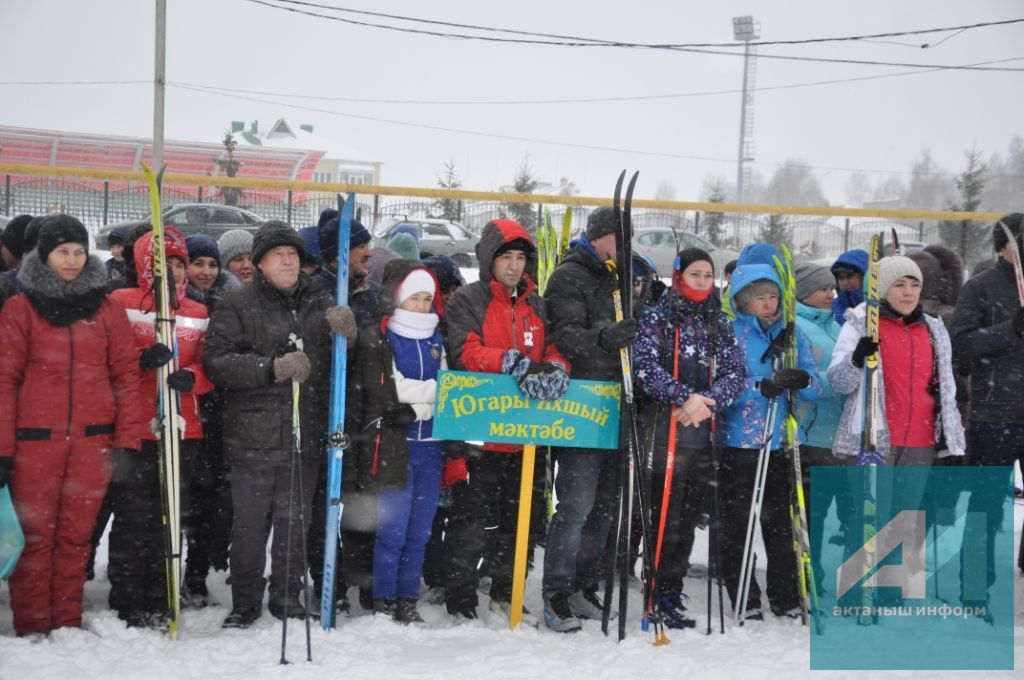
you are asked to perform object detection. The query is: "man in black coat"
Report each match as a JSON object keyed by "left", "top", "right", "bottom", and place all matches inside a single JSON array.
[
  {"left": 204, "top": 221, "right": 356, "bottom": 628},
  {"left": 540, "top": 206, "right": 637, "bottom": 631},
  {"left": 949, "top": 212, "right": 1024, "bottom": 615}
]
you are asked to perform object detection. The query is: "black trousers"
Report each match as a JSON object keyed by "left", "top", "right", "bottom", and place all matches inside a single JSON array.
[
  {"left": 718, "top": 447, "right": 800, "bottom": 613},
  {"left": 649, "top": 446, "right": 710, "bottom": 595},
  {"left": 800, "top": 445, "right": 852, "bottom": 592},
  {"left": 184, "top": 438, "right": 232, "bottom": 586},
  {"left": 228, "top": 458, "right": 319, "bottom": 611},
  {"left": 442, "top": 447, "right": 546, "bottom": 608},
  {"left": 107, "top": 441, "right": 196, "bottom": 616}
]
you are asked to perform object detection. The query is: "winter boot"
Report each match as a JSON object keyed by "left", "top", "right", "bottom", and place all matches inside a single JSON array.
[
  {"left": 359, "top": 587, "right": 374, "bottom": 612},
  {"left": 568, "top": 588, "right": 615, "bottom": 620},
  {"left": 222, "top": 605, "right": 262, "bottom": 629},
  {"left": 373, "top": 598, "right": 397, "bottom": 619},
  {"left": 658, "top": 592, "right": 697, "bottom": 629},
  {"left": 269, "top": 599, "right": 307, "bottom": 621},
  {"left": 543, "top": 592, "right": 582, "bottom": 633},
  {"left": 488, "top": 599, "right": 539, "bottom": 627},
  {"left": 421, "top": 586, "right": 446, "bottom": 605},
  {"left": 182, "top": 580, "right": 217, "bottom": 609},
  {"left": 771, "top": 604, "right": 803, "bottom": 620},
  {"left": 395, "top": 598, "right": 425, "bottom": 625}
]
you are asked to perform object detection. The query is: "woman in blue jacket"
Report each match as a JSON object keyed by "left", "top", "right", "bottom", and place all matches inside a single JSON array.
[
  {"left": 793, "top": 262, "right": 848, "bottom": 596},
  {"left": 721, "top": 263, "right": 821, "bottom": 620}
]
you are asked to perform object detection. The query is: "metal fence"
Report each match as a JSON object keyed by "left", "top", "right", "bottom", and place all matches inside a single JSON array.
[{"left": 0, "top": 172, "right": 953, "bottom": 263}]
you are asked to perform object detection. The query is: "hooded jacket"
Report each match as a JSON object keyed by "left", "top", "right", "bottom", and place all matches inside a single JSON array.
[
  {"left": 347, "top": 260, "right": 447, "bottom": 491},
  {"left": 109, "top": 230, "right": 214, "bottom": 442},
  {"left": 828, "top": 303, "right": 965, "bottom": 458},
  {"left": 949, "top": 257, "right": 1024, "bottom": 425},
  {"left": 543, "top": 238, "right": 622, "bottom": 381},
  {"left": 445, "top": 219, "right": 568, "bottom": 453},
  {"left": 0, "top": 252, "right": 142, "bottom": 455},
  {"left": 794, "top": 301, "right": 842, "bottom": 449},
  {"left": 723, "top": 264, "right": 822, "bottom": 449},
  {"left": 830, "top": 248, "right": 869, "bottom": 326}
]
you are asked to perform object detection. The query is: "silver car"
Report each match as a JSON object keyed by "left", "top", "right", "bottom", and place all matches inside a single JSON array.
[
  {"left": 632, "top": 227, "right": 739, "bottom": 278},
  {"left": 376, "top": 218, "right": 479, "bottom": 268}
]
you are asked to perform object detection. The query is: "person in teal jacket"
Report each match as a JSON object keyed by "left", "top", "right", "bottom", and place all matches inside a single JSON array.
[
  {"left": 792, "top": 261, "right": 849, "bottom": 595},
  {"left": 720, "top": 262, "right": 822, "bottom": 620}
]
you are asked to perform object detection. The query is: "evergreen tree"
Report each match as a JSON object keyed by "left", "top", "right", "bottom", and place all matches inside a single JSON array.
[
  {"left": 502, "top": 154, "right": 542, "bottom": 230},
  {"left": 217, "top": 131, "right": 244, "bottom": 207},
  {"left": 757, "top": 213, "right": 791, "bottom": 248},
  {"left": 939, "top": 147, "right": 987, "bottom": 268},
  {"left": 433, "top": 158, "right": 463, "bottom": 222},
  {"left": 703, "top": 179, "right": 727, "bottom": 247}
]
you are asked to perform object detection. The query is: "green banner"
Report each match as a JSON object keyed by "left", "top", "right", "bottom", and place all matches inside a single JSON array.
[{"left": 433, "top": 370, "right": 621, "bottom": 449}]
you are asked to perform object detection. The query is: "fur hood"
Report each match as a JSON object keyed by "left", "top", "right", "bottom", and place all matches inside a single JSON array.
[{"left": 17, "top": 250, "right": 109, "bottom": 327}]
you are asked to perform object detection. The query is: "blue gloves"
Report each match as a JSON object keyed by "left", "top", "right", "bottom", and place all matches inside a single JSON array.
[{"left": 502, "top": 350, "right": 571, "bottom": 401}]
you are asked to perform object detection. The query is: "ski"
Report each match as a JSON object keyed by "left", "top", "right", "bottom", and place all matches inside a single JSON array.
[
  {"left": 857, "top": 232, "right": 884, "bottom": 625},
  {"left": 320, "top": 193, "right": 354, "bottom": 629},
  {"left": 141, "top": 163, "right": 184, "bottom": 640},
  {"left": 705, "top": 310, "right": 726, "bottom": 635},
  {"left": 998, "top": 222, "right": 1024, "bottom": 305},
  {"left": 773, "top": 245, "right": 823, "bottom": 634},
  {"left": 559, "top": 206, "right": 573, "bottom": 261}
]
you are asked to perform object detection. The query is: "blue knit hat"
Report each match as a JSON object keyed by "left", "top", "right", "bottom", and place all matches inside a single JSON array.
[
  {"left": 185, "top": 234, "right": 222, "bottom": 268},
  {"left": 319, "top": 217, "right": 371, "bottom": 258}
]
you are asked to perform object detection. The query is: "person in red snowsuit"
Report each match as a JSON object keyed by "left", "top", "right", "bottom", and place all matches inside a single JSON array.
[
  {"left": 106, "top": 227, "right": 214, "bottom": 628},
  {"left": 0, "top": 215, "right": 142, "bottom": 637}
]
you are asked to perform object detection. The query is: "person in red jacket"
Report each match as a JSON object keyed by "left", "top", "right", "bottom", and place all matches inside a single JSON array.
[
  {"left": 441, "top": 219, "right": 570, "bottom": 624},
  {"left": 106, "top": 227, "right": 214, "bottom": 628},
  {"left": 0, "top": 215, "right": 142, "bottom": 637}
]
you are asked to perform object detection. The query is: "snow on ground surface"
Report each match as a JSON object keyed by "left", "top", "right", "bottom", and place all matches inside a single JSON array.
[{"left": 1, "top": 502, "right": 1021, "bottom": 680}]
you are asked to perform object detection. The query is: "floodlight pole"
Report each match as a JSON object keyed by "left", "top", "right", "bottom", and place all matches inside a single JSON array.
[{"left": 154, "top": 0, "right": 166, "bottom": 171}]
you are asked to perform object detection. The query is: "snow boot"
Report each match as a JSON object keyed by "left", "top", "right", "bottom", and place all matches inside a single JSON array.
[
  {"left": 658, "top": 592, "right": 697, "bottom": 629},
  {"left": 771, "top": 605, "right": 803, "bottom": 620},
  {"left": 542, "top": 592, "right": 582, "bottom": 633},
  {"left": 489, "top": 599, "right": 539, "bottom": 627},
  {"left": 222, "top": 605, "right": 262, "bottom": 629},
  {"left": 568, "top": 588, "right": 615, "bottom": 620},
  {"left": 395, "top": 597, "right": 425, "bottom": 625},
  {"left": 421, "top": 586, "right": 446, "bottom": 605},
  {"left": 373, "top": 598, "right": 397, "bottom": 619},
  {"left": 269, "top": 599, "right": 307, "bottom": 621}
]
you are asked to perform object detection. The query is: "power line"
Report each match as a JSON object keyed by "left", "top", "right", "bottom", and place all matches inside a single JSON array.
[
  {"left": 243, "top": 0, "right": 1024, "bottom": 71},
  {"left": 166, "top": 57, "right": 1024, "bottom": 105},
  {"left": 169, "top": 81, "right": 1020, "bottom": 179},
  {"left": 269, "top": 1, "right": 1024, "bottom": 50}
]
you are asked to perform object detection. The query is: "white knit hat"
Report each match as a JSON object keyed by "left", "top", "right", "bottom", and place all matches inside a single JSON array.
[
  {"left": 396, "top": 268, "right": 436, "bottom": 306},
  {"left": 878, "top": 256, "right": 923, "bottom": 296}
]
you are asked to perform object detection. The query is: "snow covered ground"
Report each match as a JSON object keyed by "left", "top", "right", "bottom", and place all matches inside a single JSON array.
[{"left": 1, "top": 501, "right": 1020, "bottom": 680}]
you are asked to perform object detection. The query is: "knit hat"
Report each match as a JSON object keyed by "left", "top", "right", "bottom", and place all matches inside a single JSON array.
[
  {"left": 586, "top": 206, "right": 618, "bottom": 241},
  {"left": 673, "top": 247, "right": 713, "bottom": 274},
  {"left": 219, "top": 229, "right": 253, "bottom": 264},
  {"left": 396, "top": 268, "right": 437, "bottom": 306},
  {"left": 22, "top": 216, "right": 47, "bottom": 254},
  {"left": 494, "top": 237, "right": 533, "bottom": 258},
  {"left": 36, "top": 214, "right": 90, "bottom": 261},
  {"left": 106, "top": 225, "right": 130, "bottom": 247},
  {"left": 423, "top": 254, "right": 466, "bottom": 290},
  {"left": 391, "top": 223, "right": 421, "bottom": 243},
  {"left": 878, "top": 255, "right": 923, "bottom": 296},
  {"left": 185, "top": 234, "right": 221, "bottom": 268},
  {"left": 388, "top": 232, "right": 420, "bottom": 261},
  {"left": 317, "top": 208, "right": 338, "bottom": 229},
  {"left": 734, "top": 278, "right": 781, "bottom": 312},
  {"left": 992, "top": 212, "right": 1024, "bottom": 252},
  {"left": 297, "top": 226, "right": 320, "bottom": 263},
  {"left": 0, "top": 214, "right": 33, "bottom": 259},
  {"left": 252, "top": 220, "right": 305, "bottom": 265},
  {"left": 319, "top": 216, "right": 371, "bottom": 258},
  {"left": 794, "top": 262, "right": 834, "bottom": 302}
]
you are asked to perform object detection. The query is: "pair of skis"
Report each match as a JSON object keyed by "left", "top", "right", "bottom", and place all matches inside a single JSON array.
[
  {"left": 599, "top": 171, "right": 663, "bottom": 643},
  {"left": 141, "top": 164, "right": 184, "bottom": 640},
  {"left": 536, "top": 207, "right": 572, "bottom": 294}
]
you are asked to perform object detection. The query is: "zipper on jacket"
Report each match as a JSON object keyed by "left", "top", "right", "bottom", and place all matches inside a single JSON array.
[
  {"left": 902, "top": 323, "right": 915, "bottom": 445},
  {"left": 416, "top": 338, "right": 425, "bottom": 440},
  {"left": 66, "top": 326, "right": 75, "bottom": 438}
]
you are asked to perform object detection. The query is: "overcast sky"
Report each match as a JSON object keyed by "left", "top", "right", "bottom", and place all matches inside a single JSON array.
[{"left": 2, "top": 0, "right": 1022, "bottom": 204}]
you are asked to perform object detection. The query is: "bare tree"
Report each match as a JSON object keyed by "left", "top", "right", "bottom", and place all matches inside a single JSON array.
[
  {"left": 762, "top": 160, "right": 828, "bottom": 206},
  {"left": 655, "top": 180, "right": 677, "bottom": 201}
]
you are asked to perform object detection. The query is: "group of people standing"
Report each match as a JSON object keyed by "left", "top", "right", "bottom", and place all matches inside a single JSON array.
[{"left": 0, "top": 204, "right": 1020, "bottom": 639}]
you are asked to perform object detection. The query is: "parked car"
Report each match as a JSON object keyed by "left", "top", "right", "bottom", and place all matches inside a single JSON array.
[
  {"left": 632, "top": 227, "right": 740, "bottom": 279},
  {"left": 376, "top": 218, "right": 479, "bottom": 268},
  {"left": 96, "top": 203, "right": 265, "bottom": 248}
]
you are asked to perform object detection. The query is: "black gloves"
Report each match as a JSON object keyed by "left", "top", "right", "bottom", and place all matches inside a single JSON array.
[
  {"left": 1014, "top": 307, "right": 1024, "bottom": 338},
  {"left": 851, "top": 337, "right": 880, "bottom": 368},
  {"left": 139, "top": 343, "right": 173, "bottom": 371},
  {"left": 760, "top": 368, "right": 811, "bottom": 398},
  {"left": 167, "top": 369, "right": 195, "bottom": 393},
  {"left": 383, "top": 405, "right": 417, "bottom": 427},
  {"left": 599, "top": 319, "right": 638, "bottom": 352},
  {"left": 0, "top": 457, "right": 11, "bottom": 488}
]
